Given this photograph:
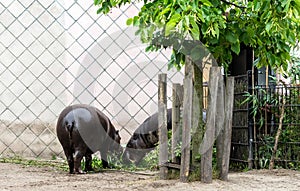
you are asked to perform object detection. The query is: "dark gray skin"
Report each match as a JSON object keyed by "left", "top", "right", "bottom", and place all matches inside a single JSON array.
[
  {"left": 56, "top": 104, "right": 122, "bottom": 174},
  {"left": 123, "top": 109, "right": 207, "bottom": 165},
  {"left": 122, "top": 109, "right": 172, "bottom": 165}
]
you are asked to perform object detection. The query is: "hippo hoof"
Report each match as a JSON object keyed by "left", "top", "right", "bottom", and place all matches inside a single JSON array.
[{"left": 74, "top": 169, "right": 86, "bottom": 174}]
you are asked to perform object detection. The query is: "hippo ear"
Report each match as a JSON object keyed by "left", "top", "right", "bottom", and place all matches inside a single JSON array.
[
  {"left": 115, "top": 130, "right": 121, "bottom": 140},
  {"left": 148, "top": 131, "right": 158, "bottom": 143}
]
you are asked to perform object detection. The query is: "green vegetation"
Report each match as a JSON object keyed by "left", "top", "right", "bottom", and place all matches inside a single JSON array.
[
  {"left": 94, "top": 0, "right": 300, "bottom": 72},
  {"left": 0, "top": 156, "right": 69, "bottom": 172}
]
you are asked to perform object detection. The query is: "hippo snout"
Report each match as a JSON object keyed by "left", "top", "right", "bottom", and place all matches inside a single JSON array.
[{"left": 122, "top": 150, "right": 131, "bottom": 164}]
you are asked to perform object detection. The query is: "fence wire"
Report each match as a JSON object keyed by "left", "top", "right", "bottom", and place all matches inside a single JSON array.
[{"left": 0, "top": 0, "right": 184, "bottom": 159}]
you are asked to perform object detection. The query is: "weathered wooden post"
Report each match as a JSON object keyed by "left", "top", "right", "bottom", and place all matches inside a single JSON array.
[
  {"left": 216, "top": 75, "right": 234, "bottom": 180},
  {"left": 220, "top": 77, "right": 234, "bottom": 180},
  {"left": 158, "top": 73, "right": 168, "bottom": 180},
  {"left": 172, "top": 83, "right": 183, "bottom": 165},
  {"left": 200, "top": 66, "right": 220, "bottom": 183},
  {"left": 216, "top": 72, "right": 225, "bottom": 179},
  {"left": 180, "top": 56, "right": 193, "bottom": 182}
]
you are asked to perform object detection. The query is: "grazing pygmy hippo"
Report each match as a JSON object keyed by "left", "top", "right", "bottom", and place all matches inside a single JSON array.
[
  {"left": 122, "top": 109, "right": 172, "bottom": 165},
  {"left": 123, "top": 108, "right": 206, "bottom": 165},
  {"left": 56, "top": 104, "right": 122, "bottom": 174}
]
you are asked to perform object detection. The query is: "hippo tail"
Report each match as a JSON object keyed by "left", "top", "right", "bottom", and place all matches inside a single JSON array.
[{"left": 65, "top": 121, "right": 75, "bottom": 143}]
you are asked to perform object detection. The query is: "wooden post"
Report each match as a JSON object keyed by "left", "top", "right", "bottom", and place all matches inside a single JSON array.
[
  {"left": 172, "top": 83, "right": 183, "bottom": 165},
  {"left": 220, "top": 77, "right": 234, "bottom": 180},
  {"left": 180, "top": 56, "right": 193, "bottom": 182},
  {"left": 216, "top": 72, "right": 225, "bottom": 179},
  {"left": 216, "top": 77, "right": 234, "bottom": 180},
  {"left": 200, "top": 67, "right": 220, "bottom": 183},
  {"left": 158, "top": 73, "right": 168, "bottom": 180}
]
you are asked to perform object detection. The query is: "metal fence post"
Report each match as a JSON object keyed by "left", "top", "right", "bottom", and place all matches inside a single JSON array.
[{"left": 247, "top": 70, "right": 254, "bottom": 169}]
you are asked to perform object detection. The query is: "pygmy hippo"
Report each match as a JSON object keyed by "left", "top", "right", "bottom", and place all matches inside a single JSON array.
[
  {"left": 123, "top": 108, "right": 206, "bottom": 165},
  {"left": 56, "top": 104, "right": 122, "bottom": 174}
]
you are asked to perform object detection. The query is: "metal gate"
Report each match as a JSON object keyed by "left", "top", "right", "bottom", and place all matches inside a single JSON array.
[
  {"left": 230, "top": 72, "right": 251, "bottom": 168},
  {"left": 230, "top": 70, "right": 300, "bottom": 169}
]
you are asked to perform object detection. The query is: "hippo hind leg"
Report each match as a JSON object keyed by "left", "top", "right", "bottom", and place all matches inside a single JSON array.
[
  {"left": 74, "top": 149, "right": 85, "bottom": 174},
  {"left": 62, "top": 148, "right": 74, "bottom": 174}
]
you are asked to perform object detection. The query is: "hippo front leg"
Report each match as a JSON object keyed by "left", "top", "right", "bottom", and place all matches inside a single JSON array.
[
  {"left": 101, "top": 153, "right": 109, "bottom": 168},
  {"left": 100, "top": 147, "right": 110, "bottom": 168},
  {"left": 84, "top": 152, "right": 93, "bottom": 172}
]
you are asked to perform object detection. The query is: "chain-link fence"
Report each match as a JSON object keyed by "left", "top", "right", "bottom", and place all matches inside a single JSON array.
[{"left": 0, "top": 0, "right": 184, "bottom": 159}]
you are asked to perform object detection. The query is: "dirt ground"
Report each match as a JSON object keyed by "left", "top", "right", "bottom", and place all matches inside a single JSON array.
[{"left": 0, "top": 162, "right": 299, "bottom": 191}]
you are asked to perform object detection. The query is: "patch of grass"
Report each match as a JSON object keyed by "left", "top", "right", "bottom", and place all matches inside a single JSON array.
[
  {"left": 139, "top": 149, "right": 159, "bottom": 170},
  {"left": 0, "top": 156, "right": 69, "bottom": 172},
  {"left": 0, "top": 154, "right": 152, "bottom": 174}
]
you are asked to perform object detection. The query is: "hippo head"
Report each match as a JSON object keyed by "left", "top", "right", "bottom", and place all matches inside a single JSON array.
[
  {"left": 108, "top": 130, "right": 123, "bottom": 155},
  {"left": 122, "top": 131, "right": 158, "bottom": 165}
]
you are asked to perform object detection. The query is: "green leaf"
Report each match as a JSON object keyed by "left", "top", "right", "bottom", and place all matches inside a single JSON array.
[
  {"left": 265, "top": 22, "right": 272, "bottom": 33},
  {"left": 126, "top": 18, "right": 133, "bottom": 25},
  {"left": 165, "top": 13, "right": 181, "bottom": 36},
  {"left": 254, "top": 0, "right": 261, "bottom": 11},
  {"left": 145, "top": 45, "right": 154, "bottom": 52},
  {"left": 214, "top": 23, "right": 219, "bottom": 39},
  {"left": 190, "top": 16, "right": 200, "bottom": 40},
  {"left": 211, "top": 0, "right": 220, "bottom": 7},
  {"left": 225, "top": 32, "right": 237, "bottom": 43},
  {"left": 133, "top": 16, "right": 139, "bottom": 26},
  {"left": 197, "top": 10, "right": 205, "bottom": 22},
  {"left": 158, "top": 6, "right": 171, "bottom": 17},
  {"left": 261, "top": 0, "right": 270, "bottom": 11},
  {"left": 165, "top": 21, "right": 177, "bottom": 36},
  {"left": 231, "top": 42, "right": 240, "bottom": 55},
  {"left": 266, "top": 52, "right": 275, "bottom": 65},
  {"left": 287, "top": 30, "right": 296, "bottom": 44},
  {"left": 200, "top": 0, "right": 213, "bottom": 6},
  {"left": 240, "top": 32, "right": 250, "bottom": 44},
  {"left": 94, "top": 0, "right": 102, "bottom": 5}
]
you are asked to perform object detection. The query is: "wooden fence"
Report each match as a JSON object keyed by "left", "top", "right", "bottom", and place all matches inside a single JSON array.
[{"left": 158, "top": 63, "right": 235, "bottom": 183}]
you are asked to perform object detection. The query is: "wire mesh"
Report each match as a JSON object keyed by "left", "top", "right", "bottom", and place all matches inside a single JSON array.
[{"left": 0, "top": 0, "right": 184, "bottom": 159}]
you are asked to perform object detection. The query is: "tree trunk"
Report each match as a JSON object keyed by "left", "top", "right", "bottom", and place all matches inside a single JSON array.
[
  {"left": 191, "top": 62, "right": 204, "bottom": 180},
  {"left": 269, "top": 96, "right": 286, "bottom": 170},
  {"left": 180, "top": 56, "right": 193, "bottom": 182}
]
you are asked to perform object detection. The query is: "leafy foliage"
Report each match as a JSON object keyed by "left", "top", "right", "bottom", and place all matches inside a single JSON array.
[{"left": 94, "top": 0, "right": 300, "bottom": 72}]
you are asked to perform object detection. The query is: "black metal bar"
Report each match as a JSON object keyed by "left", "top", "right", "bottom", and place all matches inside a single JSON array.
[
  {"left": 231, "top": 142, "right": 249, "bottom": 146},
  {"left": 229, "top": 158, "right": 249, "bottom": 163},
  {"left": 247, "top": 70, "right": 254, "bottom": 169},
  {"left": 231, "top": 125, "right": 249, "bottom": 129},
  {"left": 233, "top": 109, "right": 248, "bottom": 112}
]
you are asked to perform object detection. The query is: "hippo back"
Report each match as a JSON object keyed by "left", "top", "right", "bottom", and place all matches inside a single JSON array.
[{"left": 56, "top": 104, "right": 121, "bottom": 153}]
